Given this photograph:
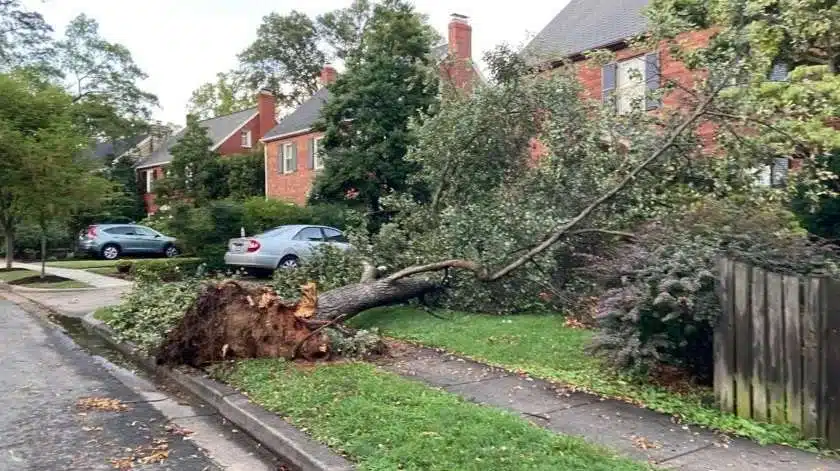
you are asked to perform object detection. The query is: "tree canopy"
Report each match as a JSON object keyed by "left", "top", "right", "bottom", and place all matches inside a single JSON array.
[
  {"left": 186, "top": 71, "right": 254, "bottom": 120},
  {"left": 310, "top": 0, "right": 439, "bottom": 223},
  {"left": 0, "top": 0, "right": 52, "bottom": 71}
]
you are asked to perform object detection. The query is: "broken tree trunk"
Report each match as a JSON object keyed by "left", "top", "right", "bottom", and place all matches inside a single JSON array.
[{"left": 314, "top": 277, "right": 441, "bottom": 321}]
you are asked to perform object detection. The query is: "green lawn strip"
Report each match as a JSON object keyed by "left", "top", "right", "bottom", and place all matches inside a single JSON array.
[
  {"left": 45, "top": 257, "right": 202, "bottom": 270},
  {"left": 0, "top": 268, "right": 89, "bottom": 289},
  {"left": 215, "top": 359, "right": 651, "bottom": 471},
  {"left": 350, "top": 307, "right": 810, "bottom": 448},
  {"left": 93, "top": 307, "right": 115, "bottom": 323},
  {"left": 85, "top": 266, "right": 119, "bottom": 276}
]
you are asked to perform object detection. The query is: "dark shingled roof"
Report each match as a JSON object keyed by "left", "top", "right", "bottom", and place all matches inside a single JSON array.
[
  {"left": 525, "top": 0, "right": 650, "bottom": 62},
  {"left": 262, "top": 88, "right": 331, "bottom": 141},
  {"left": 135, "top": 107, "right": 257, "bottom": 169}
]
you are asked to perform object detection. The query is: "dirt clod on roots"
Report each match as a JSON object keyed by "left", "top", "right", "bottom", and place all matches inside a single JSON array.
[{"left": 156, "top": 281, "right": 330, "bottom": 367}]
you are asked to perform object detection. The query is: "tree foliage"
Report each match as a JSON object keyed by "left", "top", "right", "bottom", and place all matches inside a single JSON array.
[
  {"left": 316, "top": 0, "right": 373, "bottom": 61},
  {"left": 157, "top": 115, "right": 218, "bottom": 204},
  {"left": 56, "top": 14, "right": 158, "bottom": 141},
  {"left": 310, "top": 0, "right": 439, "bottom": 221},
  {"left": 0, "top": 0, "right": 52, "bottom": 71},
  {"left": 187, "top": 71, "right": 255, "bottom": 120}
]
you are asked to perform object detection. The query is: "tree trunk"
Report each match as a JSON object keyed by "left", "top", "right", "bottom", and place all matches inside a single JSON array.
[
  {"left": 315, "top": 277, "right": 441, "bottom": 322},
  {"left": 3, "top": 226, "right": 12, "bottom": 270},
  {"left": 40, "top": 233, "right": 46, "bottom": 279}
]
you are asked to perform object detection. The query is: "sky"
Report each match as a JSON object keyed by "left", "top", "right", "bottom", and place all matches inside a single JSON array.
[{"left": 22, "top": 0, "right": 570, "bottom": 125}]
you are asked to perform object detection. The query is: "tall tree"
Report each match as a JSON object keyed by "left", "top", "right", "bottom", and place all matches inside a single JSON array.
[
  {"left": 187, "top": 71, "right": 254, "bottom": 120},
  {"left": 0, "top": 0, "right": 52, "bottom": 71},
  {"left": 0, "top": 71, "right": 110, "bottom": 271},
  {"left": 156, "top": 115, "right": 221, "bottom": 204},
  {"left": 310, "top": 0, "right": 439, "bottom": 223},
  {"left": 316, "top": 0, "right": 374, "bottom": 61},
  {"left": 238, "top": 11, "right": 324, "bottom": 107},
  {"left": 56, "top": 14, "right": 158, "bottom": 141}
]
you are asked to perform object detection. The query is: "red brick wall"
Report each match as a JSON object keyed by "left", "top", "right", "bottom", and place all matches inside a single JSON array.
[
  {"left": 265, "top": 131, "right": 324, "bottom": 205},
  {"left": 574, "top": 30, "right": 717, "bottom": 146},
  {"left": 216, "top": 114, "right": 261, "bottom": 156},
  {"left": 140, "top": 166, "right": 166, "bottom": 214}
]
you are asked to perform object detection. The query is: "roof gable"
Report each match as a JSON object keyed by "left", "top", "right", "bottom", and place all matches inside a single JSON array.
[
  {"left": 135, "top": 107, "right": 258, "bottom": 169},
  {"left": 525, "top": 0, "right": 650, "bottom": 62}
]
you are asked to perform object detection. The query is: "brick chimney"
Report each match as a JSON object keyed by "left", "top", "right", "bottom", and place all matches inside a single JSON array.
[
  {"left": 257, "top": 89, "right": 276, "bottom": 139},
  {"left": 446, "top": 13, "right": 474, "bottom": 91},
  {"left": 320, "top": 65, "right": 338, "bottom": 88}
]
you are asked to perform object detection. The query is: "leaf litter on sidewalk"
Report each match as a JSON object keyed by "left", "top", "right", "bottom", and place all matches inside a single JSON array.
[{"left": 76, "top": 396, "right": 129, "bottom": 412}]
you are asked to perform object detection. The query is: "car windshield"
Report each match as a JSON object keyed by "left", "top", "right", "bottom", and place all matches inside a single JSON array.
[{"left": 255, "top": 226, "right": 293, "bottom": 238}]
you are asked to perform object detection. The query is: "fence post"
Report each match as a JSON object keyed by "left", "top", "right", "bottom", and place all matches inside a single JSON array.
[
  {"left": 751, "top": 266, "right": 769, "bottom": 422},
  {"left": 766, "top": 272, "right": 785, "bottom": 423},
  {"left": 802, "top": 277, "right": 824, "bottom": 438},
  {"left": 783, "top": 274, "right": 803, "bottom": 428},
  {"left": 715, "top": 258, "right": 736, "bottom": 413},
  {"left": 733, "top": 262, "right": 753, "bottom": 418}
]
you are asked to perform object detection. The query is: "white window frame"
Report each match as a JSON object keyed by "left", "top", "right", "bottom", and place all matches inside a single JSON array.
[
  {"left": 145, "top": 169, "right": 154, "bottom": 193},
  {"left": 615, "top": 56, "right": 647, "bottom": 115},
  {"left": 282, "top": 143, "right": 294, "bottom": 174},
  {"left": 241, "top": 130, "right": 252, "bottom": 148},
  {"left": 313, "top": 137, "right": 325, "bottom": 170}
]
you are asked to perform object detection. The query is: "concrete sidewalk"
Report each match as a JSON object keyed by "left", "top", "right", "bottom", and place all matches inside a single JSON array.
[
  {"left": 381, "top": 346, "right": 840, "bottom": 470},
  {"left": 12, "top": 261, "right": 132, "bottom": 288}
]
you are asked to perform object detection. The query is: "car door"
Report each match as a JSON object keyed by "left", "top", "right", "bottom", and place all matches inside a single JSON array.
[
  {"left": 132, "top": 226, "right": 164, "bottom": 252},
  {"left": 292, "top": 227, "right": 325, "bottom": 259},
  {"left": 103, "top": 226, "right": 138, "bottom": 252},
  {"left": 321, "top": 227, "right": 350, "bottom": 250}
]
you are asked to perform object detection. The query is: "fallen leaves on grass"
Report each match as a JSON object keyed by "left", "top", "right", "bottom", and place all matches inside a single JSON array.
[
  {"left": 563, "top": 318, "right": 588, "bottom": 329},
  {"left": 76, "top": 397, "right": 129, "bottom": 412}
]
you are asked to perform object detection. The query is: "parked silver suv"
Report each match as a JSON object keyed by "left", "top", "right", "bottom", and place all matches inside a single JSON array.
[{"left": 77, "top": 224, "right": 179, "bottom": 260}]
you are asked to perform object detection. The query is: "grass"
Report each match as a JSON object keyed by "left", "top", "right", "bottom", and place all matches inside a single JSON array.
[
  {"left": 86, "top": 266, "right": 119, "bottom": 276},
  {"left": 0, "top": 268, "right": 90, "bottom": 289},
  {"left": 350, "top": 307, "right": 811, "bottom": 448},
  {"left": 215, "top": 359, "right": 651, "bottom": 471},
  {"left": 45, "top": 257, "right": 201, "bottom": 270}
]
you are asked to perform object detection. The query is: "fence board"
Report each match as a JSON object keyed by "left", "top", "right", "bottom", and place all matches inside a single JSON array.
[
  {"left": 783, "top": 275, "right": 803, "bottom": 428},
  {"left": 733, "top": 262, "right": 753, "bottom": 417},
  {"left": 715, "top": 258, "right": 736, "bottom": 413},
  {"left": 802, "top": 277, "right": 823, "bottom": 437},
  {"left": 766, "top": 272, "right": 785, "bottom": 423},
  {"left": 751, "top": 266, "right": 769, "bottom": 422},
  {"left": 824, "top": 279, "right": 840, "bottom": 447}
]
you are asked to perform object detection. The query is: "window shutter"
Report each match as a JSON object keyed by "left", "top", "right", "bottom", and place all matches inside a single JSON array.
[
  {"left": 769, "top": 62, "right": 789, "bottom": 82},
  {"left": 602, "top": 63, "right": 617, "bottom": 107},
  {"left": 291, "top": 142, "right": 298, "bottom": 171},
  {"left": 645, "top": 52, "right": 661, "bottom": 110},
  {"left": 772, "top": 157, "right": 789, "bottom": 186},
  {"left": 307, "top": 138, "right": 315, "bottom": 169},
  {"left": 276, "top": 146, "right": 283, "bottom": 173}
]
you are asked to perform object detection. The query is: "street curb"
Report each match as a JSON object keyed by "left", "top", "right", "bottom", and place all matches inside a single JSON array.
[{"left": 81, "top": 312, "right": 355, "bottom": 471}]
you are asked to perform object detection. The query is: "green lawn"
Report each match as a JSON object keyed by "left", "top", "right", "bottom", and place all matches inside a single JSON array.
[
  {"left": 350, "top": 307, "right": 810, "bottom": 448},
  {"left": 85, "top": 266, "right": 119, "bottom": 276},
  {"left": 45, "top": 257, "right": 202, "bottom": 270},
  {"left": 216, "top": 360, "right": 651, "bottom": 471},
  {"left": 0, "top": 268, "right": 90, "bottom": 289}
]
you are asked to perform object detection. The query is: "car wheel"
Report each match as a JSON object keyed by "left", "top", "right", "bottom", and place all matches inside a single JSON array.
[
  {"left": 164, "top": 245, "right": 180, "bottom": 258},
  {"left": 278, "top": 255, "right": 300, "bottom": 270},
  {"left": 101, "top": 244, "right": 120, "bottom": 260}
]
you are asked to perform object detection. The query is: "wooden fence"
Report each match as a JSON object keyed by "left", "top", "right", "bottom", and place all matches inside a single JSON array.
[{"left": 715, "top": 257, "right": 840, "bottom": 446}]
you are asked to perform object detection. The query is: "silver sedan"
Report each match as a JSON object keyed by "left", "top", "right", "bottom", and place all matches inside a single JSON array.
[{"left": 224, "top": 225, "right": 350, "bottom": 274}]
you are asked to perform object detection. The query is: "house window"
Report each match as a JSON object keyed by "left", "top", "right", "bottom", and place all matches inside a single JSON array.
[
  {"left": 145, "top": 169, "right": 154, "bottom": 193},
  {"left": 241, "top": 130, "right": 252, "bottom": 148},
  {"left": 756, "top": 157, "right": 789, "bottom": 187},
  {"left": 313, "top": 137, "right": 325, "bottom": 170},
  {"left": 282, "top": 143, "right": 295, "bottom": 173},
  {"left": 615, "top": 56, "right": 647, "bottom": 114}
]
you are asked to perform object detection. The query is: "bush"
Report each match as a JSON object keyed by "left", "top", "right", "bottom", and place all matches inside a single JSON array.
[
  {"left": 115, "top": 258, "right": 205, "bottom": 282},
  {"left": 271, "top": 245, "right": 364, "bottom": 299},
  {"left": 103, "top": 277, "right": 201, "bottom": 352},
  {"left": 1, "top": 221, "right": 70, "bottom": 259},
  {"left": 591, "top": 197, "right": 840, "bottom": 380},
  {"left": 220, "top": 153, "right": 265, "bottom": 200}
]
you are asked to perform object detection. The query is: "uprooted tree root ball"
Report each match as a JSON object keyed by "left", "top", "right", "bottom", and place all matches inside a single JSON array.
[{"left": 157, "top": 281, "right": 333, "bottom": 367}]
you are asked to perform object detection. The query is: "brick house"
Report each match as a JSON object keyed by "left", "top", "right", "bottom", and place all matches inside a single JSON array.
[
  {"left": 525, "top": 0, "right": 790, "bottom": 184},
  {"left": 262, "top": 14, "right": 480, "bottom": 205},
  {"left": 135, "top": 90, "right": 277, "bottom": 214}
]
